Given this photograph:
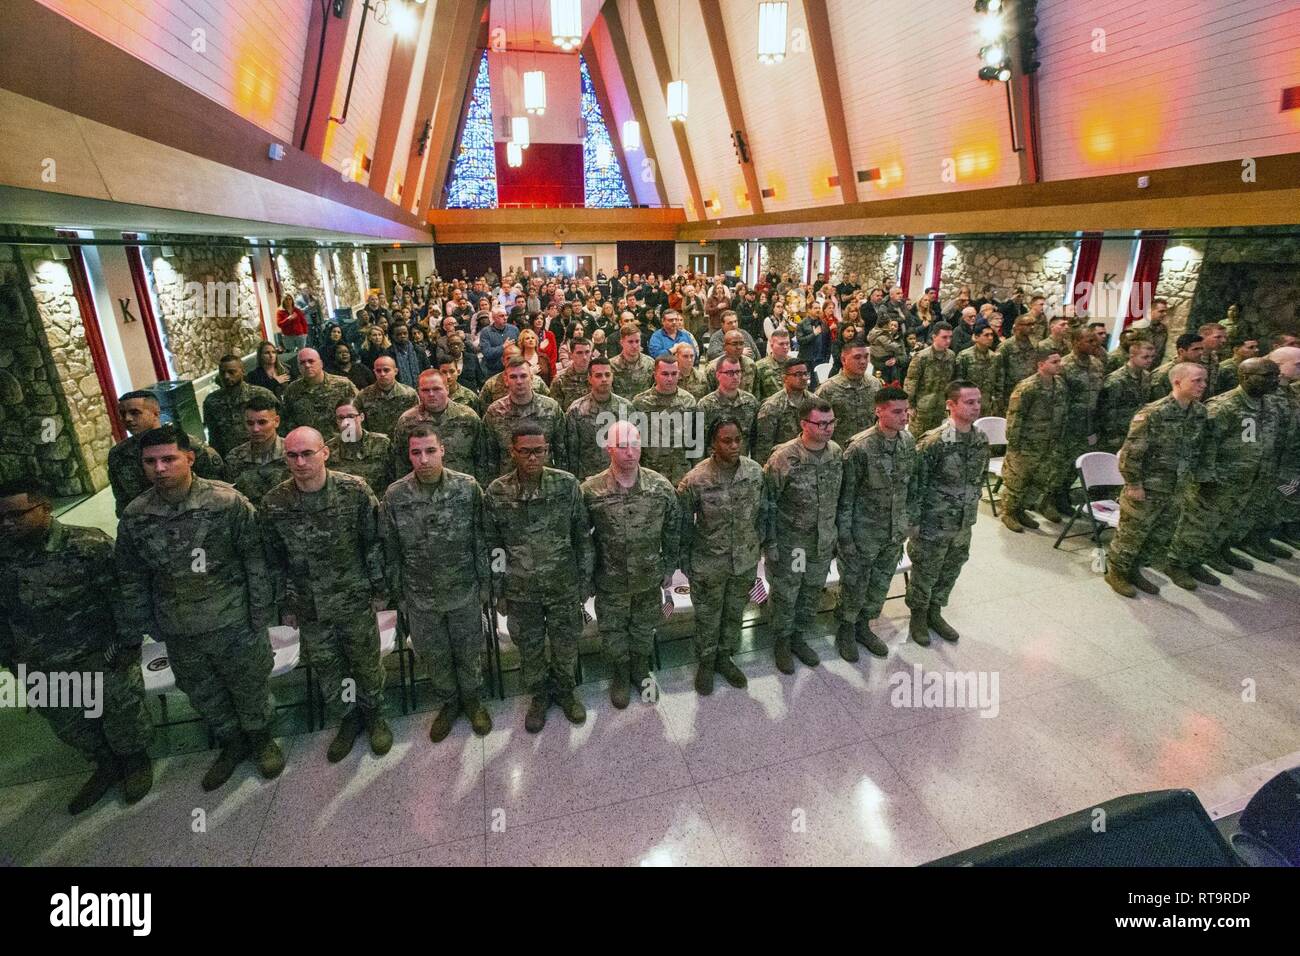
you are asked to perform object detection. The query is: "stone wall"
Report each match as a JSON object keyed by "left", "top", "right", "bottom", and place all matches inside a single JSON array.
[
  {"left": 275, "top": 245, "right": 326, "bottom": 307},
  {"left": 0, "top": 244, "right": 110, "bottom": 495},
  {"left": 1154, "top": 237, "right": 1206, "bottom": 345},
  {"left": 1187, "top": 231, "right": 1300, "bottom": 344},
  {"left": 333, "top": 249, "right": 365, "bottom": 311},
  {"left": 938, "top": 236, "right": 1076, "bottom": 304},
  {"left": 150, "top": 240, "right": 261, "bottom": 379},
  {"left": 829, "top": 239, "right": 895, "bottom": 290},
  {"left": 758, "top": 239, "right": 807, "bottom": 281}
]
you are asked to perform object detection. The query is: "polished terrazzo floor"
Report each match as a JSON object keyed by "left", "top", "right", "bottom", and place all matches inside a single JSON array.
[{"left": 4, "top": 492, "right": 1299, "bottom": 866}]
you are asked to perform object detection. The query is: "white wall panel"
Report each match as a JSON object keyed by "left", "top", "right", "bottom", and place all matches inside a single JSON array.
[{"left": 623, "top": 2, "right": 691, "bottom": 212}]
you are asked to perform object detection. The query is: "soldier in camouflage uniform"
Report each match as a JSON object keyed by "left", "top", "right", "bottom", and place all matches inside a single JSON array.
[
  {"left": 381, "top": 426, "right": 491, "bottom": 743},
  {"left": 698, "top": 355, "right": 759, "bottom": 457},
  {"left": 835, "top": 387, "right": 916, "bottom": 660},
  {"left": 581, "top": 421, "right": 680, "bottom": 707},
  {"left": 1097, "top": 339, "right": 1156, "bottom": 453},
  {"left": 280, "top": 348, "right": 358, "bottom": 439},
  {"left": 1230, "top": 357, "right": 1294, "bottom": 561},
  {"left": 632, "top": 354, "right": 701, "bottom": 486},
  {"left": 1215, "top": 340, "right": 1260, "bottom": 394},
  {"left": 1196, "top": 323, "right": 1228, "bottom": 399},
  {"left": 355, "top": 356, "right": 418, "bottom": 438},
  {"left": 478, "top": 342, "right": 550, "bottom": 407},
  {"left": 674, "top": 342, "right": 710, "bottom": 400},
  {"left": 753, "top": 328, "right": 792, "bottom": 402},
  {"left": 998, "top": 314, "right": 1042, "bottom": 413},
  {"left": 261, "top": 427, "right": 392, "bottom": 762},
  {"left": 392, "top": 369, "right": 485, "bottom": 482},
  {"left": 754, "top": 356, "right": 812, "bottom": 465},
  {"left": 818, "top": 337, "right": 880, "bottom": 438},
  {"left": 435, "top": 347, "right": 486, "bottom": 417},
  {"left": 956, "top": 325, "right": 1003, "bottom": 417},
  {"left": 484, "top": 423, "right": 594, "bottom": 733},
  {"left": 485, "top": 358, "right": 567, "bottom": 477},
  {"left": 548, "top": 338, "right": 595, "bottom": 412},
  {"left": 705, "top": 330, "right": 758, "bottom": 394},
  {"left": 905, "top": 382, "right": 990, "bottom": 645},
  {"left": 223, "top": 392, "right": 289, "bottom": 504},
  {"left": 1103, "top": 363, "right": 1210, "bottom": 598},
  {"left": 761, "top": 397, "right": 842, "bottom": 674},
  {"left": 1045, "top": 327, "right": 1108, "bottom": 517},
  {"left": 327, "top": 400, "right": 395, "bottom": 495},
  {"left": 677, "top": 418, "right": 763, "bottom": 694},
  {"left": 566, "top": 356, "right": 633, "bottom": 480},
  {"left": 0, "top": 478, "right": 153, "bottom": 814},
  {"left": 203, "top": 354, "right": 277, "bottom": 457},
  {"left": 114, "top": 425, "right": 282, "bottom": 791},
  {"left": 1036, "top": 317, "right": 1072, "bottom": 361},
  {"left": 1165, "top": 358, "right": 1285, "bottom": 588},
  {"left": 610, "top": 322, "right": 656, "bottom": 399},
  {"left": 1264, "top": 346, "right": 1300, "bottom": 547},
  {"left": 904, "top": 323, "right": 957, "bottom": 434},
  {"left": 1149, "top": 333, "right": 1205, "bottom": 400},
  {"left": 109, "top": 390, "right": 225, "bottom": 517},
  {"left": 1000, "top": 349, "right": 1065, "bottom": 531}
]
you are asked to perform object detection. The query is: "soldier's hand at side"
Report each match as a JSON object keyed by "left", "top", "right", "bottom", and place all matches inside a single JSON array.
[
  {"left": 1126, "top": 484, "right": 1145, "bottom": 502},
  {"left": 370, "top": 595, "right": 388, "bottom": 615}
]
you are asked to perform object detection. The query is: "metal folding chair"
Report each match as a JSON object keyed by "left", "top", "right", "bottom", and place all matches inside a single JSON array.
[
  {"left": 1054, "top": 451, "right": 1124, "bottom": 549},
  {"left": 974, "top": 416, "right": 1007, "bottom": 516}
]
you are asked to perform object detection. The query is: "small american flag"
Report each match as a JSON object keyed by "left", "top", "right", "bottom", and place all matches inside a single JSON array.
[
  {"left": 749, "top": 576, "right": 769, "bottom": 604},
  {"left": 582, "top": 604, "right": 595, "bottom": 625},
  {"left": 661, "top": 588, "right": 675, "bottom": 620}
]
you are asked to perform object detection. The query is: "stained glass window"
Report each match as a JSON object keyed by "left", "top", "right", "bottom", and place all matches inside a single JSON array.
[
  {"left": 580, "top": 55, "right": 632, "bottom": 208},
  {"left": 446, "top": 51, "right": 498, "bottom": 209}
]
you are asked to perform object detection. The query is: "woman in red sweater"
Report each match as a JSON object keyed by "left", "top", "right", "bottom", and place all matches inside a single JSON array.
[{"left": 276, "top": 293, "right": 308, "bottom": 353}]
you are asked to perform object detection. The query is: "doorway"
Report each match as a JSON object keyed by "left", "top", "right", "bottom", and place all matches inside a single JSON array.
[
  {"left": 690, "top": 254, "right": 716, "bottom": 276},
  {"left": 382, "top": 259, "right": 418, "bottom": 298}
]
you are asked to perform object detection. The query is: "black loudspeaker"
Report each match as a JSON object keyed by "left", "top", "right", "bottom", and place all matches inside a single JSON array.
[
  {"left": 1236, "top": 767, "right": 1300, "bottom": 866},
  {"left": 925, "top": 789, "right": 1239, "bottom": 867}
]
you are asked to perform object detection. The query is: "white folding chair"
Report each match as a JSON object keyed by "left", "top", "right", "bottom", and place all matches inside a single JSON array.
[
  {"left": 974, "top": 416, "right": 1007, "bottom": 516},
  {"left": 1054, "top": 451, "right": 1123, "bottom": 549},
  {"left": 375, "top": 609, "right": 414, "bottom": 713},
  {"left": 814, "top": 361, "right": 833, "bottom": 383}
]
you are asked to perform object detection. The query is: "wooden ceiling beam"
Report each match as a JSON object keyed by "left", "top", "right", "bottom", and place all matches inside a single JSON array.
[
  {"left": 635, "top": 0, "right": 706, "bottom": 219},
  {"left": 802, "top": 0, "right": 858, "bottom": 205},
  {"left": 697, "top": 0, "right": 762, "bottom": 215}
]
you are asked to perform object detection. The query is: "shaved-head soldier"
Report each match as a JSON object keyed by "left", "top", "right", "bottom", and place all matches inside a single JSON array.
[
  {"left": 280, "top": 348, "right": 357, "bottom": 438},
  {"left": 355, "top": 354, "right": 418, "bottom": 439}
]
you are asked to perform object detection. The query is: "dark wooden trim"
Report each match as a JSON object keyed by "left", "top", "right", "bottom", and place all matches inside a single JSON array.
[{"left": 121, "top": 235, "right": 171, "bottom": 382}]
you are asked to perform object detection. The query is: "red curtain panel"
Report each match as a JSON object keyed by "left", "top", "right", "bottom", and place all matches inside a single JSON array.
[{"left": 1122, "top": 231, "right": 1168, "bottom": 328}]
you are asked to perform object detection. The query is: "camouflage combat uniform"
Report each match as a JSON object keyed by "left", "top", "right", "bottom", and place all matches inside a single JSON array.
[
  {"left": 224, "top": 436, "right": 289, "bottom": 505},
  {"left": 752, "top": 354, "right": 784, "bottom": 402},
  {"left": 381, "top": 469, "right": 489, "bottom": 709},
  {"left": 677, "top": 456, "right": 765, "bottom": 664},
  {"left": 632, "top": 387, "right": 700, "bottom": 485},
  {"left": 391, "top": 402, "right": 484, "bottom": 481},
  {"left": 484, "top": 393, "right": 567, "bottom": 478},
  {"left": 1106, "top": 395, "right": 1210, "bottom": 578},
  {"left": 548, "top": 364, "right": 591, "bottom": 412},
  {"left": 836, "top": 425, "right": 917, "bottom": 626},
  {"left": 956, "top": 344, "right": 1003, "bottom": 417},
  {"left": 905, "top": 421, "right": 990, "bottom": 613},
  {"left": 484, "top": 467, "right": 593, "bottom": 698},
  {"left": 355, "top": 380, "right": 418, "bottom": 439},
  {"left": 108, "top": 433, "right": 225, "bottom": 517},
  {"left": 762, "top": 437, "right": 843, "bottom": 645},
  {"left": 326, "top": 430, "right": 395, "bottom": 496},
  {"left": 1148, "top": 360, "right": 1178, "bottom": 401},
  {"left": 202, "top": 381, "right": 278, "bottom": 457},
  {"left": 0, "top": 521, "right": 152, "bottom": 763},
  {"left": 679, "top": 365, "right": 711, "bottom": 400},
  {"left": 997, "top": 335, "right": 1041, "bottom": 413},
  {"left": 1167, "top": 386, "right": 1283, "bottom": 569},
  {"left": 115, "top": 477, "right": 275, "bottom": 745},
  {"left": 581, "top": 467, "right": 680, "bottom": 668},
  {"left": 706, "top": 354, "right": 757, "bottom": 394},
  {"left": 260, "top": 472, "right": 387, "bottom": 723},
  {"left": 818, "top": 370, "right": 880, "bottom": 440},
  {"left": 903, "top": 345, "right": 956, "bottom": 434},
  {"left": 609, "top": 353, "right": 655, "bottom": 400},
  {"left": 1097, "top": 364, "right": 1152, "bottom": 453},
  {"left": 697, "top": 389, "right": 759, "bottom": 458},
  {"left": 753, "top": 389, "right": 808, "bottom": 466},
  {"left": 450, "top": 382, "right": 485, "bottom": 417},
  {"left": 1001, "top": 373, "right": 1066, "bottom": 516},
  {"left": 1049, "top": 351, "right": 1106, "bottom": 498},
  {"left": 565, "top": 392, "right": 632, "bottom": 480},
  {"left": 280, "top": 373, "right": 358, "bottom": 439},
  {"left": 478, "top": 370, "right": 549, "bottom": 408}
]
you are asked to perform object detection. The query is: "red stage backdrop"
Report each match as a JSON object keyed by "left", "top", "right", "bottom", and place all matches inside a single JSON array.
[{"left": 493, "top": 143, "right": 584, "bottom": 206}]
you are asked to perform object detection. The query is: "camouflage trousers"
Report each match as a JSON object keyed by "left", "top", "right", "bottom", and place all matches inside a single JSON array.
[
  {"left": 910, "top": 405, "right": 944, "bottom": 436},
  {"left": 768, "top": 552, "right": 833, "bottom": 641},
  {"left": 905, "top": 528, "right": 972, "bottom": 611},
  {"left": 406, "top": 600, "right": 483, "bottom": 708},
  {"left": 505, "top": 598, "right": 581, "bottom": 696},
  {"left": 300, "top": 608, "right": 385, "bottom": 722},
  {"left": 1001, "top": 449, "right": 1055, "bottom": 515},
  {"left": 1169, "top": 482, "right": 1246, "bottom": 567},
  {"left": 688, "top": 568, "right": 755, "bottom": 662},
  {"left": 166, "top": 623, "right": 274, "bottom": 744},
  {"left": 36, "top": 650, "right": 153, "bottom": 762},
  {"left": 1049, "top": 440, "right": 1090, "bottom": 497},
  {"left": 1233, "top": 474, "right": 1282, "bottom": 543},
  {"left": 596, "top": 587, "right": 660, "bottom": 665},
  {"left": 1107, "top": 487, "right": 1181, "bottom": 576},
  {"left": 838, "top": 535, "right": 907, "bottom": 625}
]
